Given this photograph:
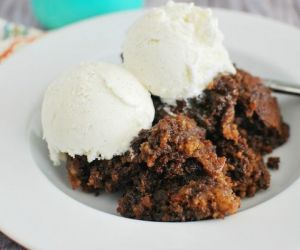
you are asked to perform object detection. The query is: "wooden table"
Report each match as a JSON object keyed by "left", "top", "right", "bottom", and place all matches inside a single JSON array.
[{"left": 0, "top": 0, "right": 299, "bottom": 249}]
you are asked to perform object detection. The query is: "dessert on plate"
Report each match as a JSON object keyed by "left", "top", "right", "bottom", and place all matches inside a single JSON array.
[{"left": 42, "top": 1, "right": 289, "bottom": 221}]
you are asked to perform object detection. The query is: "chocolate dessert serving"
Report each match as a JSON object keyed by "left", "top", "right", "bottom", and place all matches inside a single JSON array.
[{"left": 42, "top": 2, "right": 289, "bottom": 222}]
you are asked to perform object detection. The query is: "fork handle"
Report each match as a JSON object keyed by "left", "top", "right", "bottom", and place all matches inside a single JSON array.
[{"left": 262, "top": 78, "right": 300, "bottom": 96}]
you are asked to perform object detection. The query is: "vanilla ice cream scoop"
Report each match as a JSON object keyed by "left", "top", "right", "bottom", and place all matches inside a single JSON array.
[
  {"left": 42, "top": 62, "right": 154, "bottom": 165},
  {"left": 123, "top": 1, "right": 236, "bottom": 104}
]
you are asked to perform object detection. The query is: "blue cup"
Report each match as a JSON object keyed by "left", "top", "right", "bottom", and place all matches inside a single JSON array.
[{"left": 31, "top": 0, "right": 144, "bottom": 29}]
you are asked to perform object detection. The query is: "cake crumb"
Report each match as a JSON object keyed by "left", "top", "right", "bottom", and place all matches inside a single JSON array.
[{"left": 267, "top": 157, "right": 280, "bottom": 170}]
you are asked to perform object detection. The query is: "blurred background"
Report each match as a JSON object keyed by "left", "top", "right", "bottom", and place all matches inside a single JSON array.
[
  {"left": 0, "top": 0, "right": 299, "bottom": 29},
  {"left": 0, "top": 0, "right": 299, "bottom": 249}
]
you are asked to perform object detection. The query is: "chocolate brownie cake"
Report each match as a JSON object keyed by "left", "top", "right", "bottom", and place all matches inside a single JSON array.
[
  {"left": 153, "top": 69, "right": 289, "bottom": 197},
  {"left": 117, "top": 115, "right": 240, "bottom": 221},
  {"left": 67, "top": 153, "right": 136, "bottom": 193},
  {"left": 153, "top": 69, "right": 289, "bottom": 153},
  {"left": 66, "top": 69, "right": 289, "bottom": 221}
]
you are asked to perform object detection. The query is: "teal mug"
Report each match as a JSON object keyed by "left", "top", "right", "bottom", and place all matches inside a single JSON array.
[{"left": 31, "top": 0, "right": 144, "bottom": 29}]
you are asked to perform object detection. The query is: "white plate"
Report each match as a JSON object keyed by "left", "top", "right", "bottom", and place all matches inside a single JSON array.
[{"left": 1, "top": 9, "right": 300, "bottom": 250}]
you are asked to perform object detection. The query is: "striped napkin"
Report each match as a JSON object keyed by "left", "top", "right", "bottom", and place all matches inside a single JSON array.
[{"left": 0, "top": 18, "right": 42, "bottom": 62}]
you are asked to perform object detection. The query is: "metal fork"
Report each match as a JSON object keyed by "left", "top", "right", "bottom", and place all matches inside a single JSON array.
[{"left": 263, "top": 78, "right": 300, "bottom": 96}]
